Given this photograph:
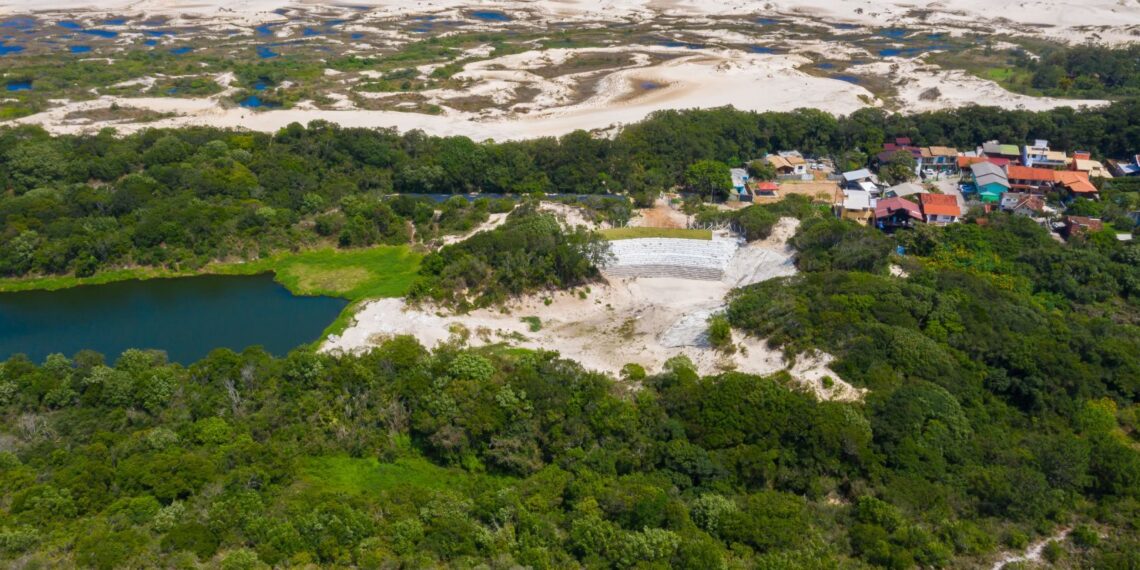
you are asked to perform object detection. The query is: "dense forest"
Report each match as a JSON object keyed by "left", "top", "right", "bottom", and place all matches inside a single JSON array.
[
  {"left": 2, "top": 205, "right": 1139, "bottom": 568},
  {"left": 4, "top": 100, "right": 1140, "bottom": 279},
  {"left": 1023, "top": 44, "right": 1140, "bottom": 98}
]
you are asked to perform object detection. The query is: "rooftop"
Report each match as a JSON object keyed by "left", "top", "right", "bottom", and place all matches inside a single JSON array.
[{"left": 919, "top": 193, "right": 961, "bottom": 217}]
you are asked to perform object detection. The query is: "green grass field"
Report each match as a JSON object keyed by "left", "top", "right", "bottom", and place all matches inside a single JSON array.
[
  {"left": 599, "top": 227, "right": 712, "bottom": 240},
  {"left": 0, "top": 246, "right": 421, "bottom": 299}
]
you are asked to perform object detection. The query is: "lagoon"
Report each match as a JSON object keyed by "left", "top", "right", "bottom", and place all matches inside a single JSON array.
[{"left": 0, "top": 274, "right": 346, "bottom": 364}]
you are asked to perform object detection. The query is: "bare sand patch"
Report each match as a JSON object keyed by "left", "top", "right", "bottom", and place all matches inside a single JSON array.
[{"left": 324, "top": 216, "right": 864, "bottom": 401}]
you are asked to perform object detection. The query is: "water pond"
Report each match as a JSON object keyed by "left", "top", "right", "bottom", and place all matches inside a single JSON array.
[{"left": 0, "top": 274, "right": 346, "bottom": 364}]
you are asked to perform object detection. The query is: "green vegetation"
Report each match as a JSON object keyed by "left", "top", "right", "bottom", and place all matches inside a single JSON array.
[
  {"left": 5, "top": 101, "right": 1140, "bottom": 284},
  {"left": 520, "top": 316, "right": 543, "bottom": 332},
  {"left": 0, "top": 99, "right": 1139, "bottom": 568},
  {"left": 599, "top": 227, "right": 712, "bottom": 240},
  {"left": 4, "top": 208, "right": 1140, "bottom": 568},
  {"left": 932, "top": 41, "right": 1140, "bottom": 99},
  {"left": 409, "top": 207, "right": 610, "bottom": 310}
]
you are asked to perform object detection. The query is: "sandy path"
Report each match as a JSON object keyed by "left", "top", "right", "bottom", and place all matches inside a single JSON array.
[{"left": 989, "top": 528, "right": 1071, "bottom": 570}]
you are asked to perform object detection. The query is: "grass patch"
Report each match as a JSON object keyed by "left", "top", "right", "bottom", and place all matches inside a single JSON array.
[
  {"left": 520, "top": 316, "right": 542, "bottom": 332},
  {"left": 0, "top": 245, "right": 421, "bottom": 300},
  {"left": 600, "top": 227, "right": 712, "bottom": 240},
  {"left": 267, "top": 247, "right": 422, "bottom": 301},
  {"left": 297, "top": 454, "right": 510, "bottom": 497}
]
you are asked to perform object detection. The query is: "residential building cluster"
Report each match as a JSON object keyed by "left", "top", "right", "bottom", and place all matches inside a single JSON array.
[{"left": 729, "top": 139, "right": 1138, "bottom": 240}]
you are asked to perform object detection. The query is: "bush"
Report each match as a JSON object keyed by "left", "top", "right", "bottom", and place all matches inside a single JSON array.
[{"left": 707, "top": 314, "right": 733, "bottom": 351}]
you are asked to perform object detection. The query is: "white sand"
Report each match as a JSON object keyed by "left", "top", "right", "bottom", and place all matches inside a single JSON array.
[
  {"left": 6, "top": 0, "right": 1129, "bottom": 138},
  {"left": 14, "top": 48, "right": 874, "bottom": 138},
  {"left": 324, "top": 216, "right": 864, "bottom": 401}
]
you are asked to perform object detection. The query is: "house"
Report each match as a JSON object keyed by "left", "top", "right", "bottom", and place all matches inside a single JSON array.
[
  {"left": 842, "top": 168, "right": 881, "bottom": 194},
  {"left": 982, "top": 141, "right": 1022, "bottom": 163},
  {"left": 920, "top": 146, "right": 960, "bottom": 174},
  {"left": 875, "top": 196, "right": 923, "bottom": 231},
  {"left": 731, "top": 168, "right": 749, "bottom": 197},
  {"left": 877, "top": 140, "right": 959, "bottom": 174},
  {"left": 919, "top": 193, "right": 961, "bottom": 225},
  {"left": 1000, "top": 192, "right": 1047, "bottom": 218},
  {"left": 1108, "top": 156, "right": 1140, "bottom": 177},
  {"left": 969, "top": 162, "right": 1010, "bottom": 203},
  {"left": 1055, "top": 171, "right": 1098, "bottom": 197},
  {"left": 747, "top": 181, "right": 779, "bottom": 201},
  {"left": 1022, "top": 140, "right": 1067, "bottom": 169},
  {"left": 958, "top": 155, "right": 1011, "bottom": 171},
  {"left": 1006, "top": 165, "right": 1058, "bottom": 194},
  {"left": 1071, "top": 151, "right": 1114, "bottom": 179},
  {"left": 884, "top": 182, "right": 927, "bottom": 199},
  {"left": 1062, "top": 215, "right": 1104, "bottom": 239},
  {"left": 838, "top": 189, "right": 875, "bottom": 225},
  {"left": 765, "top": 153, "right": 808, "bottom": 177}
]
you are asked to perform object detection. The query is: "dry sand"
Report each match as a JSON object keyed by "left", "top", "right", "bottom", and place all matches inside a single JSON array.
[
  {"left": 14, "top": 48, "right": 875, "bottom": 138},
  {"left": 324, "top": 217, "right": 866, "bottom": 401},
  {"left": 4, "top": 0, "right": 1137, "bottom": 45}
]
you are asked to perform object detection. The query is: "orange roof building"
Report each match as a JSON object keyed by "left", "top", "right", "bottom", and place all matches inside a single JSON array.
[
  {"left": 919, "top": 193, "right": 961, "bottom": 224},
  {"left": 1056, "top": 171, "right": 1098, "bottom": 195},
  {"left": 1006, "top": 165, "right": 1059, "bottom": 192}
]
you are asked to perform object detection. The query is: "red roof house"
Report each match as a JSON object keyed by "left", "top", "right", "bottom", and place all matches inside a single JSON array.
[{"left": 919, "top": 193, "right": 961, "bottom": 224}]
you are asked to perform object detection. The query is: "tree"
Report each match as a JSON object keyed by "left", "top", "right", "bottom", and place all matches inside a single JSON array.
[
  {"left": 880, "top": 150, "right": 917, "bottom": 185},
  {"left": 746, "top": 159, "right": 777, "bottom": 181},
  {"left": 684, "top": 160, "right": 732, "bottom": 200}
]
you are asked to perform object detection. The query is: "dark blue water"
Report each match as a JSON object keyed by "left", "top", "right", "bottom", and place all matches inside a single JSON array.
[
  {"left": 69, "top": 45, "right": 91, "bottom": 53},
  {"left": 835, "top": 75, "right": 861, "bottom": 84},
  {"left": 817, "top": 62, "right": 835, "bottom": 69},
  {"left": 58, "top": 21, "right": 82, "bottom": 30},
  {"left": 640, "top": 81, "right": 662, "bottom": 90},
  {"left": 80, "top": 29, "right": 119, "bottom": 38},
  {"left": 879, "top": 48, "right": 902, "bottom": 57},
  {"left": 755, "top": 18, "right": 780, "bottom": 25},
  {"left": 659, "top": 39, "right": 704, "bottom": 49},
  {"left": 257, "top": 46, "right": 279, "bottom": 58},
  {"left": 0, "top": 42, "right": 24, "bottom": 55},
  {"left": 170, "top": 46, "right": 193, "bottom": 54},
  {"left": 303, "top": 27, "right": 320, "bottom": 37},
  {"left": 471, "top": 10, "right": 511, "bottom": 22},
  {"left": 749, "top": 45, "right": 774, "bottom": 54},
  {"left": 350, "top": 32, "right": 364, "bottom": 39},
  {"left": 0, "top": 274, "right": 346, "bottom": 364},
  {"left": 103, "top": 18, "right": 127, "bottom": 25},
  {"left": 240, "top": 95, "right": 280, "bottom": 108},
  {"left": 880, "top": 28, "right": 909, "bottom": 39},
  {"left": 6, "top": 80, "right": 31, "bottom": 91},
  {"left": 253, "top": 81, "right": 269, "bottom": 91},
  {"left": 255, "top": 24, "right": 274, "bottom": 36},
  {"left": 831, "top": 23, "right": 859, "bottom": 30},
  {"left": 146, "top": 30, "right": 171, "bottom": 37},
  {"left": 144, "top": 40, "right": 158, "bottom": 46}
]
